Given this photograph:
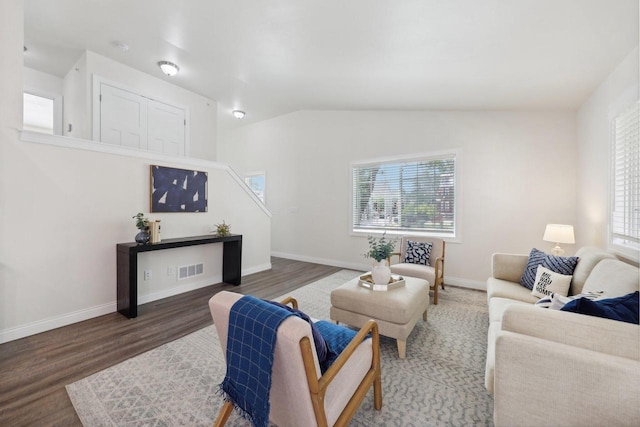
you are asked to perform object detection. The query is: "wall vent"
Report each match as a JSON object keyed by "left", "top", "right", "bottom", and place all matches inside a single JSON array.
[{"left": 178, "top": 263, "right": 204, "bottom": 280}]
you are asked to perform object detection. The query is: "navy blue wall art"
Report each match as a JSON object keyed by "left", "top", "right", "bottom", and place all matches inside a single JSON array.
[{"left": 150, "top": 165, "right": 208, "bottom": 212}]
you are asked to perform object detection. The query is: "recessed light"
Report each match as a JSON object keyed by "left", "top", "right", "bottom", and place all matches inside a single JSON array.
[
  {"left": 232, "top": 110, "right": 246, "bottom": 119},
  {"left": 158, "top": 60, "right": 179, "bottom": 76}
]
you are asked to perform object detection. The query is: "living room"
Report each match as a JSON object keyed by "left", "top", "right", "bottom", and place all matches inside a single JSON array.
[{"left": 1, "top": 0, "right": 638, "bottom": 425}]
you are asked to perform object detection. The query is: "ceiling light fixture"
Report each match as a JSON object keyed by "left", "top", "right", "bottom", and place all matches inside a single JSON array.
[
  {"left": 232, "top": 110, "right": 246, "bottom": 119},
  {"left": 158, "top": 60, "right": 179, "bottom": 77}
]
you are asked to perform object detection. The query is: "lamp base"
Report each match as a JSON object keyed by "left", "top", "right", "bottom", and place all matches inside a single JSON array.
[{"left": 550, "top": 244, "right": 565, "bottom": 256}]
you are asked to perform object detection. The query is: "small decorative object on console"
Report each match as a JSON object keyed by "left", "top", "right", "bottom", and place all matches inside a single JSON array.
[
  {"left": 132, "top": 212, "right": 150, "bottom": 244},
  {"left": 213, "top": 220, "right": 231, "bottom": 236},
  {"left": 149, "top": 219, "right": 162, "bottom": 244}
]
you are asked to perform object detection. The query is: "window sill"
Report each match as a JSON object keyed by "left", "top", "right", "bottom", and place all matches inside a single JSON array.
[
  {"left": 608, "top": 242, "right": 640, "bottom": 264},
  {"left": 351, "top": 228, "right": 461, "bottom": 244}
]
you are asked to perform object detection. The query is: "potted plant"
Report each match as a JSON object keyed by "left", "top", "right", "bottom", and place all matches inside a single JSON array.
[
  {"left": 364, "top": 233, "right": 396, "bottom": 284},
  {"left": 213, "top": 220, "right": 231, "bottom": 236},
  {"left": 132, "top": 212, "right": 150, "bottom": 244}
]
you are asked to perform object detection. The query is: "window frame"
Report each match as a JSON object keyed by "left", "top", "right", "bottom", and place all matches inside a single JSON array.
[
  {"left": 350, "top": 149, "right": 461, "bottom": 242},
  {"left": 244, "top": 171, "right": 266, "bottom": 205},
  {"left": 609, "top": 99, "right": 639, "bottom": 261}
]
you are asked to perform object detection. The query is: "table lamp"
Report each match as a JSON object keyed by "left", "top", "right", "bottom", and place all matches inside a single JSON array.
[{"left": 543, "top": 224, "right": 575, "bottom": 256}]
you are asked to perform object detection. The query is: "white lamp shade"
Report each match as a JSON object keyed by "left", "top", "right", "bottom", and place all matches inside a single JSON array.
[{"left": 543, "top": 224, "right": 575, "bottom": 244}]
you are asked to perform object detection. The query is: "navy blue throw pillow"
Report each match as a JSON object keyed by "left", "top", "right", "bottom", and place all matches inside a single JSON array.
[
  {"left": 520, "top": 248, "right": 547, "bottom": 290},
  {"left": 265, "top": 300, "right": 329, "bottom": 363},
  {"left": 540, "top": 254, "right": 579, "bottom": 277},
  {"left": 520, "top": 248, "right": 579, "bottom": 290},
  {"left": 404, "top": 240, "right": 432, "bottom": 265},
  {"left": 561, "top": 291, "right": 639, "bottom": 324},
  {"left": 315, "top": 320, "right": 361, "bottom": 373}
]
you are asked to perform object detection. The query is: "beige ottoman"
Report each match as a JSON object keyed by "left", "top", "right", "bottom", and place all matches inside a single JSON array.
[{"left": 330, "top": 276, "right": 429, "bottom": 358}]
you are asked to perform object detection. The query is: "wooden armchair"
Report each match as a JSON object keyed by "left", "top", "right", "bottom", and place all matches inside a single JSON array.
[
  {"left": 388, "top": 236, "right": 445, "bottom": 304},
  {"left": 209, "top": 291, "right": 382, "bottom": 427}
]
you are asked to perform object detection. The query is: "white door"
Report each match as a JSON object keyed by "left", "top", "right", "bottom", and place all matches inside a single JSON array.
[
  {"left": 100, "top": 84, "right": 148, "bottom": 150},
  {"left": 147, "top": 99, "right": 185, "bottom": 156}
]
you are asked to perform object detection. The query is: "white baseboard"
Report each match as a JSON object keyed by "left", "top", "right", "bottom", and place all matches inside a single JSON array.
[
  {"left": 138, "top": 275, "right": 223, "bottom": 304},
  {"left": 0, "top": 263, "right": 273, "bottom": 344},
  {"left": 271, "top": 251, "right": 369, "bottom": 272},
  {"left": 444, "top": 276, "right": 486, "bottom": 291},
  {"left": 242, "top": 262, "right": 272, "bottom": 276},
  {"left": 136, "top": 261, "right": 273, "bottom": 304},
  {"left": 272, "top": 252, "right": 487, "bottom": 291},
  {"left": 0, "top": 302, "right": 116, "bottom": 345}
]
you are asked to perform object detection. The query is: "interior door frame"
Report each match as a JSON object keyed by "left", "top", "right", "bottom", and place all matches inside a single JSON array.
[{"left": 91, "top": 75, "right": 190, "bottom": 156}]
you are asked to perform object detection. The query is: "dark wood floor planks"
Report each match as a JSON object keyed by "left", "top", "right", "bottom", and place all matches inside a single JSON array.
[{"left": 0, "top": 257, "right": 342, "bottom": 426}]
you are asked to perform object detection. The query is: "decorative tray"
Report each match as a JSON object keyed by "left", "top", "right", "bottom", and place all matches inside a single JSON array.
[{"left": 359, "top": 273, "right": 406, "bottom": 292}]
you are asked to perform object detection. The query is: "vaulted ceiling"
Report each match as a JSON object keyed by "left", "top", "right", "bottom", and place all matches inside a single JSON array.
[{"left": 24, "top": 0, "right": 639, "bottom": 129}]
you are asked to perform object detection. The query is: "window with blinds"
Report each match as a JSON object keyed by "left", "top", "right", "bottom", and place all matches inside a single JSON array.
[
  {"left": 611, "top": 101, "right": 639, "bottom": 254},
  {"left": 352, "top": 153, "right": 457, "bottom": 236}
]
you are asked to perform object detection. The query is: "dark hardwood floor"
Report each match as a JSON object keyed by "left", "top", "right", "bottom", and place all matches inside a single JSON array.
[{"left": 0, "top": 257, "right": 342, "bottom": 427}]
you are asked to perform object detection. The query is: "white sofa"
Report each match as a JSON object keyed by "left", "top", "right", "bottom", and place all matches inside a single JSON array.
[{"left": 485, "top": 247, "right": 640, "bottom": 426}]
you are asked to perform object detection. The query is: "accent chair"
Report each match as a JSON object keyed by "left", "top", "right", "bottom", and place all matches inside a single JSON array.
[
  {"left": 209, "top": 291, "right": 382, "bottom": 427},
  {"left": 388, "top": 236, "right": 446, "bottom": 304}
]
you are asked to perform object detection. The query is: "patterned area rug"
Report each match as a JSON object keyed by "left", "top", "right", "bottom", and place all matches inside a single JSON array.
[{"left": 66, "top": 270, "right": 493, "bottom": 426}]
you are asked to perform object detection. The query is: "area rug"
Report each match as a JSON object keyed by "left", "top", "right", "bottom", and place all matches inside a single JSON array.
[{"left": 66, "top": 270, "right": 493, "bottom": 426}]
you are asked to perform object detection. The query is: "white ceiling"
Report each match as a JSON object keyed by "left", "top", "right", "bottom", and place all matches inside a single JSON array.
[{"left": 24, "top": 0, "right": 639, "bottom": 130}]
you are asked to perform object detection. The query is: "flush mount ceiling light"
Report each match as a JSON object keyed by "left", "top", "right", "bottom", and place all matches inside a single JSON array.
[
  {"left": 158, "top": 60, "right": 179, "bottom": 76},
  {"left": 232, "top": 110, "right": 246, "bottom": 119}
]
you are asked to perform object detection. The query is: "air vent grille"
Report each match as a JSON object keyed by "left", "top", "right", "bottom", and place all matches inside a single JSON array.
[{"left": 178, "top": 263, "right": 204, "bottom": 280}]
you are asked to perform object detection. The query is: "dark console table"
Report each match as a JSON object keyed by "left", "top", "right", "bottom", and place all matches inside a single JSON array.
[{"left": 117, "top": 234, "right": 242, "bottom": 318}]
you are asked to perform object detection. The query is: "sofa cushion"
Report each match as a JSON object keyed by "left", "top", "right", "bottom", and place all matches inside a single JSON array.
[
  {"left": 389, "top": 263, "right": 435, "bottom": 286},
  {"left": 582, "top": 259, "right": 640, "bottom": 299},
  {"left": 561, "top": 291, "right": 640, "bottom": 324},
  {"left": 489, "top": 297, "right": 530, "bottom": 323},
  {"left": 487, "top": 277, "right": 540, "bottom": 304},
  {"left": 531, "top": 267, "right": 572, "bottom": 299},
  {"left": 571, "top": 247, "right": 617, "bottom": 295},
  {"left": 403, "top": 240, "right": 432, "bottom": 265}
]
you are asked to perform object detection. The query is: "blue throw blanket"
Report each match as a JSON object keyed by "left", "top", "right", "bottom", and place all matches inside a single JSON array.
[{"left": 220, "top": 295, "right": 293, "bottom": 427}]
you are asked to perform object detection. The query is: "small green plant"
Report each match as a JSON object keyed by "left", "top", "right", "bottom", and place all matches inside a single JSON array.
[
  {"left": 132, "top": 212, "right": 148, "bottom": 230},
  {"left": 364, "top": 233, "right": 396, "bottom": 262},
  {"left": 214, "top": 220, "right": 231, "bottom": 236}
]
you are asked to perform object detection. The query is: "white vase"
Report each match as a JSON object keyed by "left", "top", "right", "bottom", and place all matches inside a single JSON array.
[{"left": 371, "top": 259, "right": 391, "bottom": 285}]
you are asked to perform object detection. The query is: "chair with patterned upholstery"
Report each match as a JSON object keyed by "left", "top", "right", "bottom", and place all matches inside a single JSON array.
[
  {"left": 389, "top": 236, "right": 446, "bottom": 304},
  {"left": 209, "top": 291, "right": 382, "bottom": 427}
]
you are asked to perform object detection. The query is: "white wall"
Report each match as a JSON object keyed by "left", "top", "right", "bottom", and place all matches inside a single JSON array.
[
  {"left": 63, "top": 52, "right": 88, "bottom": 138},
  {"left": 0, "top": 1, "right": 271, "bottom": 343},
  {"left": 24, "top": 66, "right": 63, "bottom": 95},
  {"left": 62, "top": 50, "right": 218, "bottom": 161},
  {"left": 219, "top": 110, "right": 578, "bottom": 287},
  {"left": 576, "top": 47, "right": 639, "bottom": 259}
]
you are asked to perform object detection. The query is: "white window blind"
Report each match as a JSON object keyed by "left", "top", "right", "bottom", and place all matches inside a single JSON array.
[
  {"left": 352, "top": 153, "right": 456, "bottom": 236},
  {"left": 23, "top": 92, "right": 54, "bottom": 134},
  {"left": 611, "top": 101, "right": 639, "bottom": 254}
]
